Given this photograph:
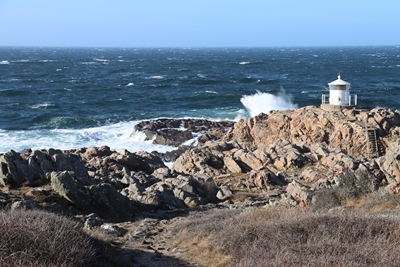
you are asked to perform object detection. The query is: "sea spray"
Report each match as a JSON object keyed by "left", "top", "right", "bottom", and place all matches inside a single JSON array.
[
  {"left": 0, "top": 121, "right": 175, "bottom": 154},
  {"left": 241, "top": 90, "right": 298, "bottom": 117}
]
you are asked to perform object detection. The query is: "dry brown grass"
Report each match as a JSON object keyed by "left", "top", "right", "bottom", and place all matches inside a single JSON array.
[
  {"left": 174, "top": 207, "right": 400, "bottom": 267},
  {"left": 0, "top": 209, "right": 111, "bottom": 267},
  {"left": 343, "top": 191, "right": 400, "bottom": 212}
]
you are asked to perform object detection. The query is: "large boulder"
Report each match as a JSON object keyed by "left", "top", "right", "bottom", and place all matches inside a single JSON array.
[
  {"left": 89, "top": 183, "right": 138, "bottom": 221},
  {"left": 153, "top": 129, "right": 193, "bottom": 146},
  {"left": 110, "top": 150, "right": 166, "bottom": 174},
  {"left": 375, "top": 140, "right": 400, "bottom": 185},
  {"left": 50, "top": 171, "right": 90, "bottom": 210},
  {"left": 52, "top": 153, "right": 91, "bottom": 185},
  {"left": 172, "top": 146, "right": 225, "bottom": 176},
  {"left": 0, "top": 151, "right": 25, "bottom": 186},
  {"left": 80, "top": 146, "right": 114, "bottom": 161},
  {"left": 245, "top": 168, "right": 286, "bottom": 190}
]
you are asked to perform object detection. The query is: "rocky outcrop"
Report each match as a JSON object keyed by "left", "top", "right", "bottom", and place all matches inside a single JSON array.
[
  {"left": 2, "top": 107, "right": 400, "bottom": 224},
  {"left": 375, "top": 139, "right": 400, "bottom": 186},
  {"left": 224, "top": 106, "right": 400, "bottom": 159},
  {"left": 135, "top": 118, "right": 234, "bottom": 146},
  {"left": 0, "top": 146, "right": 224, "bottom": 221}
]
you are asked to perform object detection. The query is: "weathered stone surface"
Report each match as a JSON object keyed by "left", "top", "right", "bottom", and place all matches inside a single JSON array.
[
  {"left": 376, "top": 140, "right": 400, "bottom": 185},
  {"left": 52, "top": 153, "right": 91, "bottom": 185},
  {"left": 286, "top": 180, "right": 311, "bottom": 204},
  {"left": 172, "top": 147, "right": 225, "bottom": 176},
  {"left": 223, "top": 156, "right": 242, "bottom": 174},
  {"left": 135, "top": 118, "right": 234, "bottom": 147},
  {"left": 126, "top": 173, "right": 219, "bottom": 210},
  {"left": 32, "top": 150, "right": 54, "bottom": 173},
  {"left": 111, "top": 150, "right": 166, "bottom": 175},
  {"left": 233, "top": 149, "right": 263, "bottom": 171},
  {"left": 81, "top": 146, "right": 113, "bottom": 161},
  {"left": 153, "top": 129, "right": 193, "bottom": 146},
  {"left": 89, "top": 183, "right": 137, "bottom": 221},
  {"left": 246, "top": 168, "right": 286, "bottom": 190},
  {"left": 0, "top": 152, "right": 25, "bottom": 185},
  {"left": 84, "top": 213, "right": 103, "bottom": 230},
  {"left": 50, "top": 171, "right": 89, "bottom": 210},
  {"left": 216, "top": 185, "right": 233, "bottom": 201},
  {"left": 224, "top": 106, "right": 400, "bottom": 159}
]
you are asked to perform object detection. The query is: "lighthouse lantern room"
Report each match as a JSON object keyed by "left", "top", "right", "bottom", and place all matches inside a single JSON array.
[{"left": 321, "top": 74, "right": 357, "bottom": 111}]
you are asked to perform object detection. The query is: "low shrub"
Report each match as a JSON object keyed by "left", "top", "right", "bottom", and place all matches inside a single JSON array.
[
  {"left": 0, "top": 209, "right": 110, "bottom": 267},
  {"left": 311, "top": 170, "right": 375, "bottom": 211},
  {"left": 175, "top": 207, "right": 400, "bottom": 267}
]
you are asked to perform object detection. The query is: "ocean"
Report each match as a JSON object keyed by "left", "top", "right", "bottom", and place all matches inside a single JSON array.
[{"left": 0, "top": 46, "right": 399, "bottom": 153}]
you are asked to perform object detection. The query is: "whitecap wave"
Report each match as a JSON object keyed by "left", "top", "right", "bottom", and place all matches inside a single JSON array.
[
  {"left": 93, "top": 58, "right": 109, "bottom": 62},
  {"left": 149, "top": 75, "right": 165, "bottom": 79},
  {"left": 30, "top": 103, "right": 56, "bottom": 109},
  {"left": 205, "top": 90, "right": 218, "bottom": 94},
  {"left": 239, "top": 61, "right": 250, "bottom": 65},
  {"left": 240, "top": 90, "right": 298, "bottom": 117},
  {"left": 0, "top": 60, "right": 10, "bottom": 65},
  {"left": 0, "top": 121, "right": 175, "bottom": 154},
  {"left": 126, "top": 82, "right": 134, "bottom": 87}
]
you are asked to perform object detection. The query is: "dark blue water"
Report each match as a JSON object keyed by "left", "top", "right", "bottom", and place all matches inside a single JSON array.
[{"left": 0, "top": 46, "right": 399, "bottom": 152}]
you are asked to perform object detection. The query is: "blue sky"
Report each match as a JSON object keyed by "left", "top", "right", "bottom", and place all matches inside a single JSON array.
[{"left": 0, "top": 0, "right": 399, "bottom": 47}]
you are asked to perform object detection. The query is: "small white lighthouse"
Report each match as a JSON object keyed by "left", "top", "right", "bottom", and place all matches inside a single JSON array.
[{"left": 321, "top": 74, "right": 357, "bottom": 111}]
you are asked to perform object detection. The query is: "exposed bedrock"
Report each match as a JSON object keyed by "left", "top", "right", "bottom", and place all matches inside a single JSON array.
[
  {"left": 223, "top": 106, "right": 400, "bottom": 159},
  {"left": 134, "top": 118, "right": 235, "bottom": 146},
  {"left": 0, "top": 146, "right": 222, "bottom": 221},
  {"left": 1, "top": 107, "right": 400, "bottom": 221}
]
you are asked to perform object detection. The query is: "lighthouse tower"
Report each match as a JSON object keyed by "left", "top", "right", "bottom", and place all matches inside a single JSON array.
[{"left": 321, "top": 74, "right": 357, "bottom": 111}]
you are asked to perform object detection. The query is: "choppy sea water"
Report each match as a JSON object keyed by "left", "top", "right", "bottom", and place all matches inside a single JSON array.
[{"left": 0, "top": 46, "right": 399, "bottom": 153}]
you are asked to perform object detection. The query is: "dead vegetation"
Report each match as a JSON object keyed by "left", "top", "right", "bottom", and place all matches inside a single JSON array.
[
  {"left": 0, "top": 209, "right": 112, "bottom": 267},
  {"left": 173, "top": 205, "right": 400, "bottom": 267}
]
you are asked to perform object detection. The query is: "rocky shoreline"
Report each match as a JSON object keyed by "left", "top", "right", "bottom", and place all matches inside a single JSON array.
[{"left": 1, "top": 105, "right": 400, "bottom": 266}]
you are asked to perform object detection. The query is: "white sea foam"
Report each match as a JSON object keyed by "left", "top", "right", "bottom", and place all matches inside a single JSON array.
[
  {"left": 205, "top": 90, "right": 218, "bottom": 94},
  {"left": 149, "top": 75, "right": 165, "bottom": 79},
  {"left": 234, "top": 108, "right": 248, "bottom": 121},
  {"left": 30, "top": 103, "right": 56, "bottom": 109},
  {"left": 126, "top": 82, "right": 134, "bottom": 87},
  {"left": 0, "top": 60, "right": 10, "bottom": 65},
  {"left": 240, "top": 90, "right": 298, "bottom": 117},
  {"left": 0, "top": 121, "right": 175, "bottom": 154},
  {"left": 93, "top": 58, "right": 110, "bottom": 62},
  {"left": 239, "top": 61, "right": 250, "bottom": 65}
]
